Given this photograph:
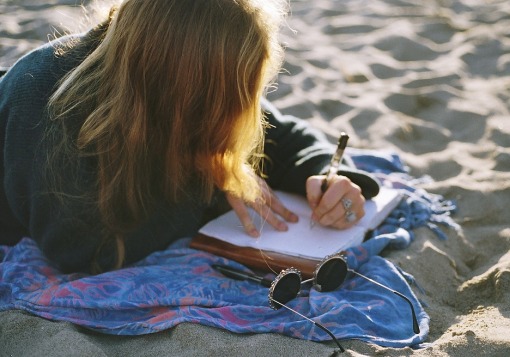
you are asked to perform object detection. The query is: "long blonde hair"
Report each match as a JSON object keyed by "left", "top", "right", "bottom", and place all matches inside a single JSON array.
[{"left": 48, "top": 0, "right": 287, "bottom": 269}]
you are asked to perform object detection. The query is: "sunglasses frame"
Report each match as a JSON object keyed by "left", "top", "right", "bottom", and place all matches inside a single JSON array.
[
  {"left": 269, "top": 253, "right": 349, "bottom": 309},
  {"left": 267, "top": 253, "right": 421, "bottom": 335},
  {"left": 312, "top": 253, "right": 349, "bottom": 292},
  {"left": 268, "top": 267, "right": 302, "bottom": 310}
]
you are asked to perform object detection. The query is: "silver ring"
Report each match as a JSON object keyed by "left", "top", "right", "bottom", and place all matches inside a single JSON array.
[
  {"left": 341, "top": 198, "right": 353, "bottom": 211},
  {"left": 345, "top": 210, "right": 357, "bottom": 223}
]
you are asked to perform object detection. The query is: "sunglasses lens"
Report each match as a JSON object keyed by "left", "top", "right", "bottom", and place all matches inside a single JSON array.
[
  {"left": 315, "top": 257, "right": 347, "bottom": 292},
  {"left": 269, "top": 270, "right": 301, "bottom": 309}
]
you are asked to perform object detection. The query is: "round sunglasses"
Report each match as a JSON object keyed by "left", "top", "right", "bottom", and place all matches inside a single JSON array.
[{"left": 268, "top": 254, "right": 420, "bottom": 335}]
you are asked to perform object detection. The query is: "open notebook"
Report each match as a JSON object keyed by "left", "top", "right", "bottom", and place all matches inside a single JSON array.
[{"left": 191, "top": 186, "right": 402, "bottom": 276}]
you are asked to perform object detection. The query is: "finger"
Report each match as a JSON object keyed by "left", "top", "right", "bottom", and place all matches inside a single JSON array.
[
  {"left": 226, "top": 194, "right": 260, "bottom": 238},
  {"left": 262, "top": 190, "right": 299, "bottom": 223},
  {"left": 251, "top": 199, "right": 289, "bottom": 232},
  {"left": 331, "top": 203, "right": 365, "bottom": 229},
  {"left": 257, "top": 178, "right": 298, "bottom": 223},
  {"left": 314, "top": 176, "right": 366, "bottom": 227},
  {"left": 327, "top": 192, "right": 366, "bottom": 229},
  {"left": 316, "top": 200, "right": 347, "bottom": 227},
  {"left": 306, "top": 175, "right": 325, "bottom": 209},
  {"left": 313, "top": 176, "right": 352, "bottom": 220}
]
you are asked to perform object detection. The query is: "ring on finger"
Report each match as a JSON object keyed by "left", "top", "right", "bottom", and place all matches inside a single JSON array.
[
  {"left": 345, "top": 210, "right": 357, "bottom": 223},
  {"left": 341, "top": 198, "right": 353, "bottom": 211}
]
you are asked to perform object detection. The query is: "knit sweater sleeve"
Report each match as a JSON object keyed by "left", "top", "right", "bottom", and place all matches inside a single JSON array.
[{"left": 261, "top": 98, "right": 334, "bottom": 196}]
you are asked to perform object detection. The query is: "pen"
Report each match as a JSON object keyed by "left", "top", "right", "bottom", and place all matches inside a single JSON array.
[
  {"left": 212, "top": 264, "right": 273, "bottom": 287},
  {"left": 311, "top": 132, "right": 349, "bottom": 228},
  {"left": 321, "top": 132, "right": 349, "bottom": 192}
]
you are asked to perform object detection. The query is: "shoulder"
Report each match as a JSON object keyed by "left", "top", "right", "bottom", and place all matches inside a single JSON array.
[
  {"left": 0, "top": 33, "right": 88, "bottom": 105},
  {"left": 0, "top": 32, "right": 97, "bottom": 141}
]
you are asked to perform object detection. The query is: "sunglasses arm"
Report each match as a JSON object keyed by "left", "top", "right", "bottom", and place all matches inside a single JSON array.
[
  {"left": 270, "top": 297, "right": 345, "bottom": 354},
  {"left": 349, "top": 270, "right": 420, "bottom": 334}
]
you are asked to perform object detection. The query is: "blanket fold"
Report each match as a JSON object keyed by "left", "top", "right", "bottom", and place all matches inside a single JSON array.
[{"left": 0, "top": 149, "right": 457, "bottom": 349}]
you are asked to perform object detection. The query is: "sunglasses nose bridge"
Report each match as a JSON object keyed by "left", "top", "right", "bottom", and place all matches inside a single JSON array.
[
  {"left": 301, "top": 277, "right": 314, "bottom": 285},
  {"left": 311, "top": 278, "right": 328, "bottom": 292}
]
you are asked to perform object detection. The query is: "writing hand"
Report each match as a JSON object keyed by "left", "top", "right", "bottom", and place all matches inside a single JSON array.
[
  {"left": 226, "top": 178, "right": 298, "bottom": 238},
  {"left": 306, "top": 174, "right": 365, "bottom": 229}
]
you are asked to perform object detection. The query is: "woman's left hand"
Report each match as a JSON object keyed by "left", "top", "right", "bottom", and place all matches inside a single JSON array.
[
  {"left": 306, "top": 174, "right": 365, "bottom": 229},
  {"left": 226, "top": 178, "right": 299, "bottom": 238}
]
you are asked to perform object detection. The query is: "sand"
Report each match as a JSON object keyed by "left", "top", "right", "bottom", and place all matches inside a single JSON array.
[{"left": 1, "top": 0, "right": 509, "bottom": 356}]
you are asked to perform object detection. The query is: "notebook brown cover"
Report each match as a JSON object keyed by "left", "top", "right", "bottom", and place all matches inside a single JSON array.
[{"left": 190, "top": 234, "right": 323, "bottom": 278}]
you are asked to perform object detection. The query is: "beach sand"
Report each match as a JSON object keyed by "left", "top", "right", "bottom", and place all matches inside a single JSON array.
[{"left": 1, "top": 0, "right": 509, "bottom": 356}]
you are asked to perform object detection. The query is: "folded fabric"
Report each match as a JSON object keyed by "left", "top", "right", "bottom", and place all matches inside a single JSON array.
[
  {"left": 0, "top": 237, "right": 427, "bottom": 347},
  {"left": 0, "top": 149, "right": 457, "bottom": 349}
]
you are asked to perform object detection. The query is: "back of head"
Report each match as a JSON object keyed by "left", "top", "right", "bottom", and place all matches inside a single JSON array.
[{"left": 49, "top": 0, "right": 288, "bottom": 241}]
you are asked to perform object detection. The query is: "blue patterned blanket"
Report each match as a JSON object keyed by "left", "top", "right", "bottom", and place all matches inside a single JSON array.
[{"left": 0, "top": 149, "right": 458, "bottom": 349}]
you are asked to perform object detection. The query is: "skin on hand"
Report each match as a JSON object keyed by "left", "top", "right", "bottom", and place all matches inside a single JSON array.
[
  {"left": 226, "top": 178, "right": 299, "bottom": 238},
  {"left": 227, "top": 174, "right": 364, "bottom": 237},
  {"left": 306, "top": 174, "right": 365, "bottom": 229}
]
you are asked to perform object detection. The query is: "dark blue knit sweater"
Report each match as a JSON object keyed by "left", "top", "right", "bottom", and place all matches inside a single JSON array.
[{"left": 0, "top": 32, "right": 342, "bottom": 273}]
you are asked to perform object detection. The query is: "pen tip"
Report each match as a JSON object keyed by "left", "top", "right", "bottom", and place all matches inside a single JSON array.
[{"left": 338, "top": 133, "right": 349, "bottom": 148}]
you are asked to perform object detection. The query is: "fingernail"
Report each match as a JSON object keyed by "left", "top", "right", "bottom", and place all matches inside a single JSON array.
[
  {"left": 288, "top": 213, "right": 299, "bottom": 223},
  {"left": 277, "top": 222, "right": 288, "bottom": 231},
  {"left": 249, "top": 228, "right": 260, "bottom": 238}
]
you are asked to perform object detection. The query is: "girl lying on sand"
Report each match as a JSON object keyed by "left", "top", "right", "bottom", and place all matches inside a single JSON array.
[{"left": 0, "top": 0, "right": 378, "bottom": 274}]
